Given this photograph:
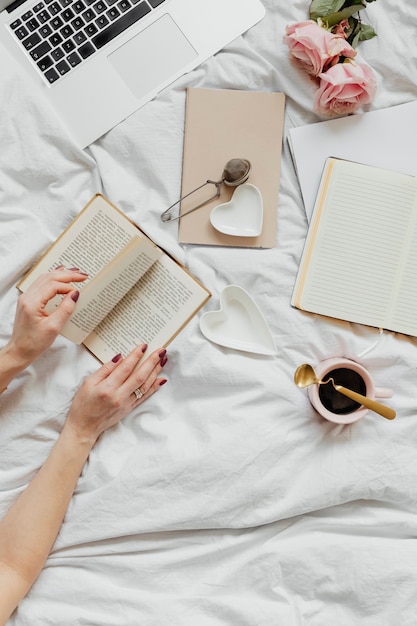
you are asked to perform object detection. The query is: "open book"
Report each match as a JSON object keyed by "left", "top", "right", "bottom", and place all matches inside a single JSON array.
[
  {"left": 291, "top": 158, "right": 417, "bottom": 337},
  {"left": 18, "top": 195, "right": 211, "bottom": 362}
]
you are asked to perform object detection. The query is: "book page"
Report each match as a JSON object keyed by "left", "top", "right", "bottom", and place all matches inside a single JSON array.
[
  {"left": 83, "top": 253, "right": 210, "bottom": 362},
  {"left": 18, "top": 195, "right": 141, "bottom": 293},
  {"left": 389, "top": 208, "right": 417, "bottom": 335},
  {"left": 60, "top": 236, "right": 161, "bottom": 343},
  {"left": 292, "top": 159, "right": 417, "bottom": 334},
  {"left": 17, "top": 195, "right": 162, "bottom": 342}
]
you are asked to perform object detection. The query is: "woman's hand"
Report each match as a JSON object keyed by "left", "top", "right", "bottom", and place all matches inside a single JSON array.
[
  {"left": 0, "top": 342, "right": 168, "bottom": 622},
  {"left": 5, "top": 267, "right": 88, "bottom": 370},
  {"left": 63, "top": 344, "right": 168, "bottom": 446}
]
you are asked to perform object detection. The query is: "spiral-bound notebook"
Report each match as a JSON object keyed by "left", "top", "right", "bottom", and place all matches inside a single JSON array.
[{"left": 178, "top": 88, "right": 285, "bottom": 248}]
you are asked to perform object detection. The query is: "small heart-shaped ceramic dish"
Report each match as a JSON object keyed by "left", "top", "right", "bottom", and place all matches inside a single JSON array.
[
  {"left": 209, "top": 183, "right": 263, "bottom": 237},
  {"left": 199, "top": 285, "right": 276, "bottom": 355}
]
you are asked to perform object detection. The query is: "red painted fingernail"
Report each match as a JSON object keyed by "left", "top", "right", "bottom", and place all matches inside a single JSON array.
[
  {"left": 112, "top": 353, "right": 122, "bottom": 363},
  {"left": 142, "top": 343, "right": 148, "bottom": 353},
  {"left": 69, "top": 267, "right": 80, "bottom": 271},
  {"left": 160, "top": 356, "right": 168, "bottom": 367},
  {"left": 159, "top": 379, "right": 167, "bottom": 386},
  {"left": 158, "top": 349, "right": 167, "bottom": 358},
  {"left": 71, "top": 291, "right": 80, "bottom": 302}
]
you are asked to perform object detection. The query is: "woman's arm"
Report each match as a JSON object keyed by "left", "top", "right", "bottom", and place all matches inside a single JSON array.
[
  {"left": 0, "top": 425, "right": 93, "bottom": 622},
  {"left": 0, "top": 267, "right": 88, "bottom": 394},
  {"left": 0, "top": 343, "right": 168, "bottom": 624}
]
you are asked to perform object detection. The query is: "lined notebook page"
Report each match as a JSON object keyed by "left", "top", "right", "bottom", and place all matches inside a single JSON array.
[{"left": 292, "top": 159, "right": 417, "bottom": 336}]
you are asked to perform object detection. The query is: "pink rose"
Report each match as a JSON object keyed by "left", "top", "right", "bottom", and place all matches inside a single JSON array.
[
  {"left": 314, "top": 61, "right": 377, "bottom": 117},
  {"left": 284, "top": 20, "right": 356, "bottom": 77},
  {"left": 332, "top": 19, "right": 350, "bottom": 38}
]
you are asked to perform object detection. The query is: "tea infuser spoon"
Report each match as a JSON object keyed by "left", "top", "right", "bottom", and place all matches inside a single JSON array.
[
  {"left": 293, "top": 363, "right": 396, "bottom": 421},
  {"left": 160, "top": 158, "right": 252, "bottom": 222}
]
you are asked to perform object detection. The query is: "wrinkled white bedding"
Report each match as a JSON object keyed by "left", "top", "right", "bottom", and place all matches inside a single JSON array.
[{"left": 2, "top": 1, "right": 417, "bottom": 624}]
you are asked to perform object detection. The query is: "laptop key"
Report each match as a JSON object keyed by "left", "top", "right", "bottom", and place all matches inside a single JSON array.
[
  {"left": 37, "top": 9, "right": 50, "bottom": 22},
  {"left": 93, "top": 1, "right": 150, "bottom": 49},
  {"left": 84, "top": 23, "right": 97, "bottom": 35},
  {"left": 67, "top": 51, "right": 82, "bottom": 65},
  {"left": 22, "top": 31, "right": 41, "bottom": 49},
  {"left": 49, "top": 2, "right": 61, "bottom": 15},
  {"left": 62, "top": 39, "right": 75, "bottom": 52},
  {"left": 148, "top": 0, "right": 166, "bottom": 7},
  {"left": 26, "top": 18, "right": 40, "bottom": 31},
  {"left": 51, "top": 46, "right": 65, "bottom": 60},
  {"left": 117, "top": 0, "right": 130, "bottom": 12},
  {"left": 82, "top": 8, "right": 95, "bottom": 21},
  {"left": 30, "top": 40, "right": 52, "bottom": 59},
  {"left": 56, "top": 58, "right": 71, "bottom": 74},
  {"left": 15, "top": 26, "right": 29, "bottom": 40},
  {"left": 95, "top": 14, "right": 108, "bottom": 27},
  {"left": 73, "top": 31, "right": 87, "bottom": 43},
  {"left": 71, "top": 16, "right": 84, "bottom": 29},
  {"left": 40, "top": 23, "right": 52, "bottom": 36},
  {"left": 37, "top": 54, "right": 53, "bottom": 71},
  {"left": 62, "top": 8, "right": 75, "bottom": 20},
  {"left": 93, "top": 0, "right": 106, "bottom": 13},
  {"left": 51, "top": 16, "right": 63, "bottom": 28},
  {"left": 44, "top": 67, "right": 59, "bottom": 82},
  {"left": 73, "top": 0, "right": 85, "bottom": 12},
  {"left": 49, "top": 33, "right": 63, "bottom": 45},
  {"left": 60, "top": 24, "right": 74, "bottom": 37},
  {"left": 106, "top": 6, "right": 119, "bottom": 19},
  {"left": 78, "top": 41, "right": 95, "bottom": 57}
]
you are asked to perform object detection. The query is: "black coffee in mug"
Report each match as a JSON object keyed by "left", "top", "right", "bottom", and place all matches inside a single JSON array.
[{"left": 318, "top": 367, "right": 367, "bottom": 415}]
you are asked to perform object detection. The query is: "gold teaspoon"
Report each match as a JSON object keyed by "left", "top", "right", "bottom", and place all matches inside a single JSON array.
[{"left": 294, "top": 363, "right": 396, "bottom": 421}]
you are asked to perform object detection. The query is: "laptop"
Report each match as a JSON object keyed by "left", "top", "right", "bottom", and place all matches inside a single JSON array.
[{"left": 0, "top": 0, "right": 265, "bottom": 148}]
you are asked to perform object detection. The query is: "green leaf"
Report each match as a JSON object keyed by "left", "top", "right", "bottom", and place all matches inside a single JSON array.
[
  {"left": 358, "top": 23, "right": 377, "bottom": 40},
  {"left": 309, "top": 0, "right": 345, "bottom": 20},
  {"left": 350, "top": 30, "right": 361, "bottom": 47},
  {"left": 320, "top": 4, "right": 366, "bottom": 27},
  {"left": 309, "top": 0, "right": 378, "bottom": 47}
]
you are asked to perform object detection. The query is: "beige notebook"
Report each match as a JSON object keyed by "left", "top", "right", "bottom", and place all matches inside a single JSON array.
[{"left": 178, "top": 88, "right": 285, "bottom": 248}]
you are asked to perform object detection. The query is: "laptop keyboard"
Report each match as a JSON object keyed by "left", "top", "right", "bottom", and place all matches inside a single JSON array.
[{"left": 8, "top": 0, "right": 166, "bottom": 84}]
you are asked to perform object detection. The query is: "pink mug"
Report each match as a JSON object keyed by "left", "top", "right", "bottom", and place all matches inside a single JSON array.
[{"left": 308, "top": 357, "right": 393, "bottom": 424}]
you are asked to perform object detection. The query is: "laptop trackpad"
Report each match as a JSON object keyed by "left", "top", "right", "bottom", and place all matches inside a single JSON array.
[{"left": 108, "top": 14, "right": 197, "bottom": 99}]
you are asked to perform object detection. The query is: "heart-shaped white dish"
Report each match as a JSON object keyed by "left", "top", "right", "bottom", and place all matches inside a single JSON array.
[
  {"left": 210, "top": 183, "right": 263, "bottom": 237},
  {"left": 199, "top": 285, "right": 276, "bottom": 355}
]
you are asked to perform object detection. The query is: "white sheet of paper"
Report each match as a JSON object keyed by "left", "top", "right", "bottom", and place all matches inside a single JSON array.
[{"left": 288, "top": 100, "right": 417, "bottom": 220}]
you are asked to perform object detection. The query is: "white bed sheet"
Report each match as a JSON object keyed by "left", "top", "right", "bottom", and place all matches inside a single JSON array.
[{"left": 1, "top": 0, "right": 417, "bottom": 624}]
